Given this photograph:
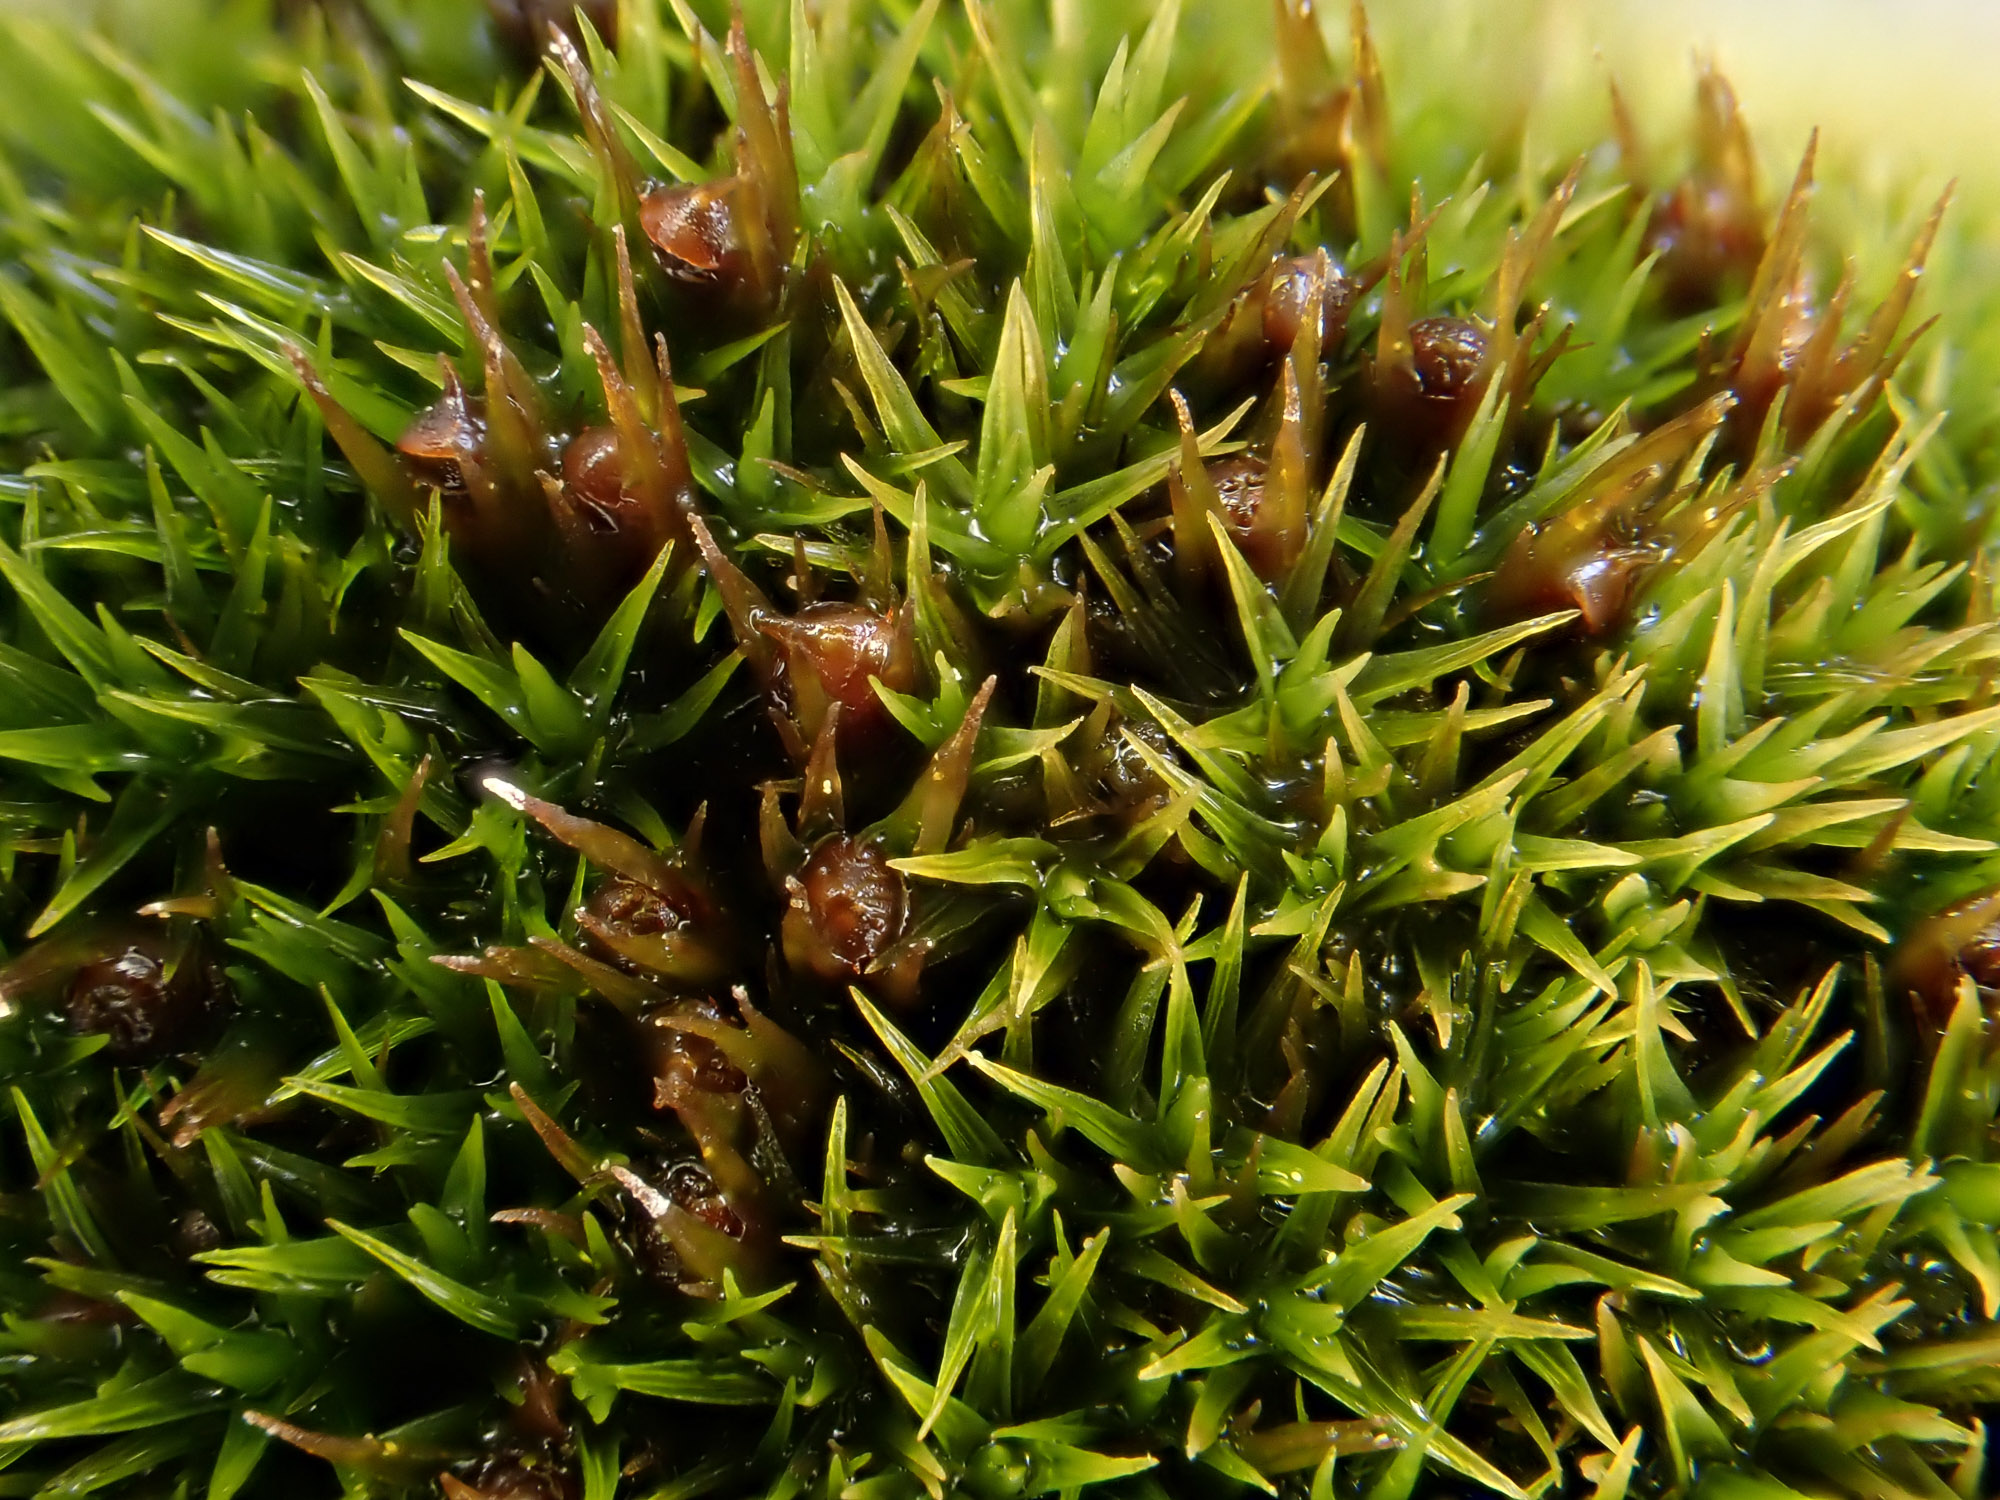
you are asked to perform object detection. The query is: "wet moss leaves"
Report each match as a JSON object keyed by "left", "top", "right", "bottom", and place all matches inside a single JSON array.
[{"left": 0, "top": 2, "right": 1998, "bottom": 1499}]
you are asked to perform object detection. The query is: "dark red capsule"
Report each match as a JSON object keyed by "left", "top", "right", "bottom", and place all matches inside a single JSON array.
[
  {"left": 640, "top": 182, "right": 745, "bottom": 284},
  {"left": 560, "top": 425, "right": 631, "bottom": 514},
  {"left": 556, "top": 426, "right": 671, "bottom": 558},
  {"left": 1207, "top": 455, "right": 1269, "bottom": 534},
  {"left": 783, "top": 836, "right": 907, "bottom": 986},
  {"left": 1202, "top": 453, "right": 1301, "bottom": 582},
  {"left": 1965, "top": 931, "right": 2000, "bottom": 988},
  {"left": 1641, "top": 70, "right": 1766, "bottom": 313},
  {"left": 1410, "top": 316, "right": 1489, "bottom": 402},
  {"left": 396, "top": 386, "right": 486, "bottom": 495},
  {"left": 174, "top": 1210, "right": 223, "bottom": 1259},
  {"left": 64, "top": 937, "right": 231, "bottom": 1065},
  {"left": 1486, "top": 525, "right": 1661, "bottom": 636},
  {"left": 664, "top": 1161, "right": 747, "bottom": 1239},
  {"left": 1369, "top": 314, "right": 1494, "bottom": 448},
  {"left": 1649, "top": 184, "right": 1765, "bottom": 313},
  {"left": 577, "top": 872, "right": 729, "bottom": 988},
  {"left": 36, "top": 1289, "right": 134, "bottom": 1325},
  {"left": 1894, "top": 889, "right": 2000, "bottom": 1030},
  {"left": 760, "top": 601, "right": 919, "bottom": 746},
  {"left": 442, "top": 1454, "right": 581, "bottom": 1500},
  {"left": 552, "top": 422, "right": 688, "bottom": 593},
  {"left": 509, "top": 1356, "right": 569, "bottom": 1446},
  {"left": 1263, "top": 256, "right": 1358, "bottom": 357},
  {"left": 585, "top": 876, "right": 702, "bottom": 944},
  {"left": 649, "top": 1017, "right": 750, "bottom": 1105}
]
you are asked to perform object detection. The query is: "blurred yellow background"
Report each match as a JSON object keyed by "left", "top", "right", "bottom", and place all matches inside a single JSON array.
[
  {"left": 1494, "top": 0, "right": 1990, "bottom": 187},
  {"left": 10, "top": 0, "right": 1993, "bottom": 180},
  {"left": 6, "top": 0, "right": 1988, "bottom": 214}
]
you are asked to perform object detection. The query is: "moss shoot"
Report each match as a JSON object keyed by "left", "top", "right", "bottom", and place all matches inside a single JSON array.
[{"left": 1, "top": 2, "right": 1999, "bottom": 1497}]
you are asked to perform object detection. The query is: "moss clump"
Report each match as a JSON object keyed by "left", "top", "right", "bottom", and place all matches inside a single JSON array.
[{"left": 1, "top": 2, "right": 1998, "bottom": 1497}]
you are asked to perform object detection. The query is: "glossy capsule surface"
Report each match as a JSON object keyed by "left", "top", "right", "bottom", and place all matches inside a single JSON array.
[
  {"left": 1262, "top": 255, "right": 1357, "bottom": 356},
  {"left": 783, "top": 836, "right": 907, "bottom": 984},
  {"left": 396, "top": 391, "right": 487, "bottom": 494},
  {"left": 640, "top": 182, "right": 744, "bottom": 283},
  {"left": 64, "top": 937, "right": 231, "bottom": 1064}
]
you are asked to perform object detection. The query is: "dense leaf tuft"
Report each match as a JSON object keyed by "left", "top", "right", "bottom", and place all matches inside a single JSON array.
[{"left": 2, "top": 2, "right": 1998, "bottom": 1497}]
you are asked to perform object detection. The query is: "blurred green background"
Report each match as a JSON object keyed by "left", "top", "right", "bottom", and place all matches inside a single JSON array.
[
  {"left": 0, "top": 0, "right": 1987, "bottom": 445},
  {"left": 0, "top": 0, "right": 1984, "bottom": 187}
]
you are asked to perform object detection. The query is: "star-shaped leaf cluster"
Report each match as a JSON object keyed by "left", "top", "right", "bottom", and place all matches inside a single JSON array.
[{"left": 2, "top": 2, "right": 1999, "bottom": 1498}]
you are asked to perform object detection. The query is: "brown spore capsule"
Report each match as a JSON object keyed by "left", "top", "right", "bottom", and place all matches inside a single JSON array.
[
  {"left": 1073, "top": 711, "right": 1176, "bottom": 835},
  {"left": 1372, "top": 310, "right": 1493, "bottom": 449},
  {"left": 64, "top": 937, "right": 231, "bottom": 1065},
  {"left": 560, "top": 425, "right": 630, "bottom": 514},
  {"left": 640, "top": 181, "right": 745, "bottom": 284},
  {"left": 1198, "top": 453, "right": 1292, "bottom": 583},
  {"left": 35, "top": 1289, "right": 133, "bottom": 1326},
  {"left": 630, "top": 1209, "right": 683, "bottom": 1284},
  {"left": 783, "top": 836, "right": 908, "bottom": 987},
  {"left": 173, "top": 1209, "right": 223, "bottom": 1259},
  {"left": 554, "top": 424, "right": 673, "bottom": 577},
  {"left": 1641, "top": 69, "right": 1766, "bottom": 312},
  {"left": 396, "top": 387, "right": 487, "bottom": 494},
  {"left": 1649, "top": 185, "right": 1765, "bottom": 313},
  {"left": 636, "top": 1007, "right": 773, "bottom": 1265},
  {"left": 1961, "top": 928, "right": 2000, "bottom": 988},
  {"left": 441, "top": 1454, "right": 582, "bottom": 1500},
  {"left": 585, "top": 876, "right": 701, "bottom": 948},
  {"left": 577, "top": 871, "right": 728, "bottom": 987},
  {"left": 1263, "top": 255, "right": 1357, "bottom": 357},
  {"left": 1486, "top": 524, "right": 1662, "bottom": 636},
  {"left": 759, "top": 601, "right": 919, "bottom": 747},
  {"left": 1409, "top": 316, "right": 1489, "bottom": 404},
  {"left": 1729, "top": 272, "right": 1819, "bottom": 435},
  {"left": 664, "top": 1161, "right": 747, "bottom": 1239},
  {"left": 508, "top": 1356, "right": 569, "bottom": 1446},
  {"left": 647, "top": 1007, "right": 750, "bottom": 1108},
  {"left": 1208, "top": 455, "right": 1269, "bottom": 534},
  {"left": 622, "top": 1157, "right": 766, "bottom": 1289},
  {"left": 1894, "top": 889, "right": 2000, "bottom": 1029}
]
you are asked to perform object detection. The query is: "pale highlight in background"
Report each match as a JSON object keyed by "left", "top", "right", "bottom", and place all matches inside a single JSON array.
[
  {"left": 1522, "top": 0, "right": 1992, "bottom": 189},
  {"left": 1612, "top": 0, "right": 2000, "bottom": 176},
  {"left": 1347, "top": 0, "right": 1993, "bottom": 335},
  {"left": 6, "top": 0, "right": 1993, "bottom": 187}
]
